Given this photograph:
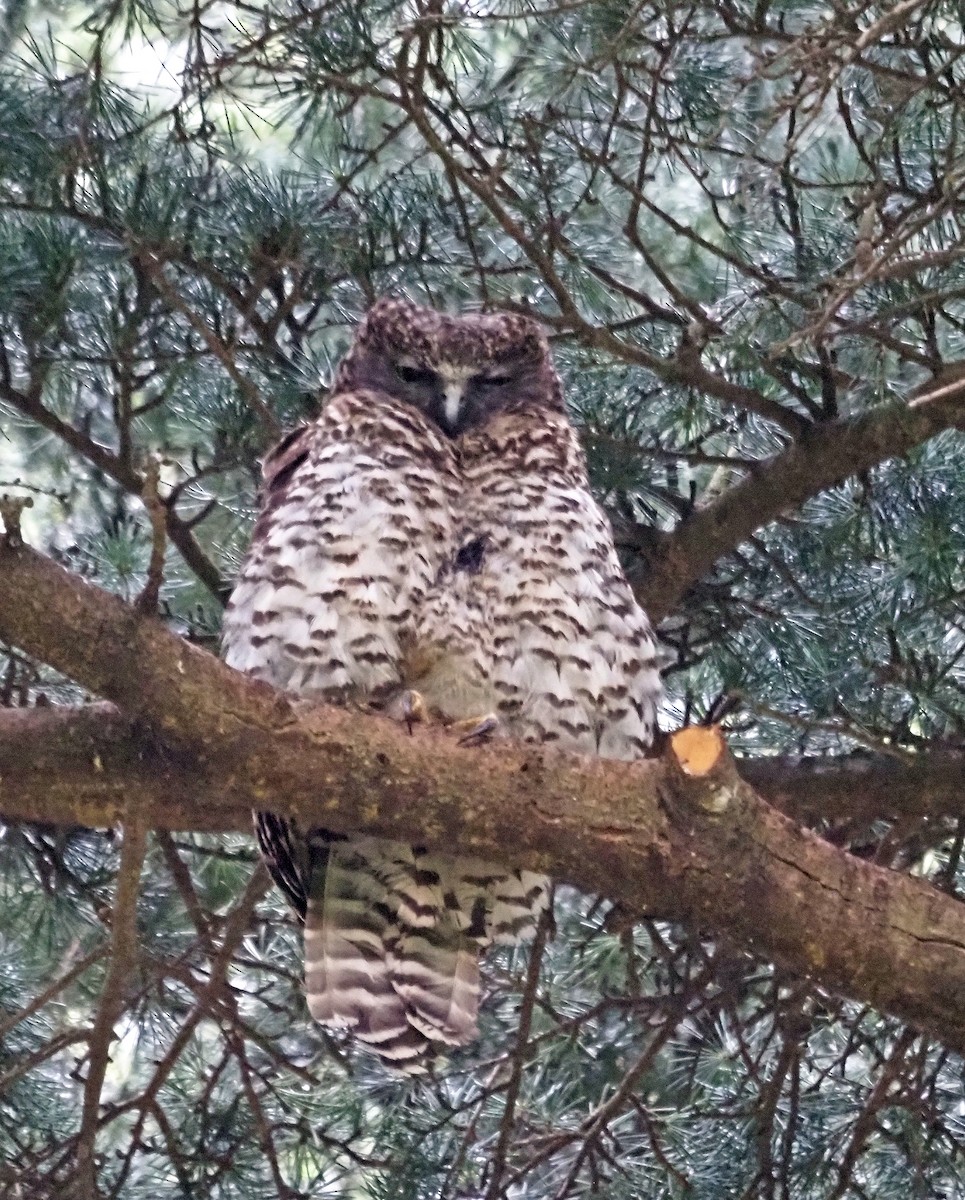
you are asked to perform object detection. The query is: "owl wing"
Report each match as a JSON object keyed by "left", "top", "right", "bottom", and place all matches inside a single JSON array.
[
  {"left": 223, "top": 392, "right": 456, "bottom": 701},
  {"left": 466, "top": 412, "right": 662, "bottom": 761}
]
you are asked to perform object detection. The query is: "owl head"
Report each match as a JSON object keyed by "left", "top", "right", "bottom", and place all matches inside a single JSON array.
[{"left": 332, "top": 298, "right": 564, "bottom": 436}]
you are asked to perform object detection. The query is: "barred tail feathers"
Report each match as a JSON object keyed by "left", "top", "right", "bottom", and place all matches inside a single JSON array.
[
  {"left": 303, "top": 837, "right": 484, "bottom": 1070},
  {"left": 303, "top": 839, "right": 420, "bottom": 1067},
  {"left": 423, "top": 850, "right": 550, "bottom": 946},
  {"left": 390, "top": 925, "right": 480, "bottom": 1047},
  {"left": 488, "top": 869, "right": 550, "bottom": 944}
]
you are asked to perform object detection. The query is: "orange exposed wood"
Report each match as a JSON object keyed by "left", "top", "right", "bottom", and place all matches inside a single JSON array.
[{"left": 669, "top": 725, "right": 725, "bottom": 777}]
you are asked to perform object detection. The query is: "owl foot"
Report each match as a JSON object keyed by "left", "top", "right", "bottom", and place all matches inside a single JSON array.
[
  {"left": 453, "top": 713, "right": 500, "bottom": 746},
  {"left": 400, "top": 689, "right": 429, "bottom": 735},
  {"left": 395, "top": 692, "right": 498, "bottom": 744}
]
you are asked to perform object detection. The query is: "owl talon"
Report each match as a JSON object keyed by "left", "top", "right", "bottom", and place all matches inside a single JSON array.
[
  {"left": 401, "top": 689, "right": 428, "bottom": 734},
  {"left": 455, "top": 714, "right": 500, "bottom": 746}
]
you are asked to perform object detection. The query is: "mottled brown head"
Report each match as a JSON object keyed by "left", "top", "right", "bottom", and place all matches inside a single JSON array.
[{"left": 332, "top": 298, "right": 565, "bottom": 437}]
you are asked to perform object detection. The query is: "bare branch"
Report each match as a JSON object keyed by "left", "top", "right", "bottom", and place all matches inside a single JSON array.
[
  {"left": 135, "top": 455, "right": 167, "bottom": 616},
  {"left": 74, "top": 819, "right": 148, "bottom": 1196},
  {"left": 3, "top": 703, "right": 964, "bottom": 834}
]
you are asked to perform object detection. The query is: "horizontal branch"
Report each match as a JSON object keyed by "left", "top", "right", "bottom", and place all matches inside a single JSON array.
[
  {"left": 738, "top": 750, "right": 965, "bottom": 827},
  {"left": 3, "top": 704, "right": 964, "bottom": 833},
  {"left": 3, "top": 535, "right": 965, "bottom": 1052},
  {"left": 0, "top": 704, "right": 211, "bottom": 829}
]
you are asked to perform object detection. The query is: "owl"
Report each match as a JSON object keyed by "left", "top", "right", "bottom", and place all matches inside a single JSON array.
[{"left": 222, "top": 298, "right": 662, "bottom": 1071}]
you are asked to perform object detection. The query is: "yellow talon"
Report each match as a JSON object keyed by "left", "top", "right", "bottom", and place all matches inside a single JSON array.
[
  {"left": 452, "top": 713, "right": 500, "bottom": 746},
  {"left": 401, "top": 689, "right": 428, "bottom": 734}
]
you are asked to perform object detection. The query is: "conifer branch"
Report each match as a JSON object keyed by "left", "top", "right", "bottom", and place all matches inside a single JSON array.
[
  {"left": 0, "top": 372, "right": 229, "bottom": 604},
  {"left": 633, "top": 376, "right": 965, "bottom": 620}
]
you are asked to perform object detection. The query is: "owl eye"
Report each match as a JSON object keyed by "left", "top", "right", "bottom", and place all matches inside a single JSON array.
[
  {"left": 396, "top": 364, "right": 438, "bottom": 386},
  {"left": 477, "top": 372, "right": 513, "bottom": 388}
]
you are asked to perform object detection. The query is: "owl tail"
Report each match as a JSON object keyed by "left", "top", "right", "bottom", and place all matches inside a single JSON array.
[
  {"left": 303, "top": 838, "right": 481, "bottom": 1072},
  {"left": 389, "top": 924, "right": 480, "bottom": 1048}
]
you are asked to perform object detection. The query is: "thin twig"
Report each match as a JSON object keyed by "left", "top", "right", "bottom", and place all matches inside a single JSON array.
[
  {"left": 484, "top": 907, "right": 551, "bottom": 1200},
  {"left": 136, "top": 455, "right": 167, "bottom": 616},
  {"left": 73, "top": 819, "right": 149, "bottom": 1197},
  {"left": 134, "top": 249, "right": 281, "bottom": 440}
]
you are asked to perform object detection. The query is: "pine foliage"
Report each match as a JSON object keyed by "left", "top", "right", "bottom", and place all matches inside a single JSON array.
[{"left": 2, "top": 1, "right": 965, "bottom": 1196}]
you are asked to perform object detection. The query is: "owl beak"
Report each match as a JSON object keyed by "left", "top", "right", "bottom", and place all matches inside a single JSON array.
[
  {"left": 442, "top": 383, "right": 463, "bottom": 432},
  {"left": 432, "top": 382, "right": 466, "bottom": 436}
]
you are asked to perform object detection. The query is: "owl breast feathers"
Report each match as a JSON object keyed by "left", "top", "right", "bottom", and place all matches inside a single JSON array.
[{"left": 223, "top": 298, "right": 662, "bottom": 1071}]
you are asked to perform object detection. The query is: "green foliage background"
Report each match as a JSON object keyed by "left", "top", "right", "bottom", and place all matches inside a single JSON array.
[{"left": 1, "top": 0, "right": 965, "bottom": 1196}]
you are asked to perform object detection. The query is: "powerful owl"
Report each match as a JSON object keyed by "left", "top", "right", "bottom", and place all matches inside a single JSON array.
[{"left": 223, "top": 298, "right": 661, "bottom": 1071}]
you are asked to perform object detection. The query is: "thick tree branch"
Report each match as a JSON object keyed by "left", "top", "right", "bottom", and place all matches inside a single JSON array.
[
  {"left": 738, "top": 750, "right": 965, "bottom": 826},
  {"left": 3, "top": 537, "right": 965, "bottom": 1052},
  {"left": 0, "top": 704, "right": 209, "bottom": 829},
  {"left": 634, "top": 375, "right": 965, "bottom": 620},
  {"left": 3, "top": 704, "right": 964, "bottom": 833}
]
